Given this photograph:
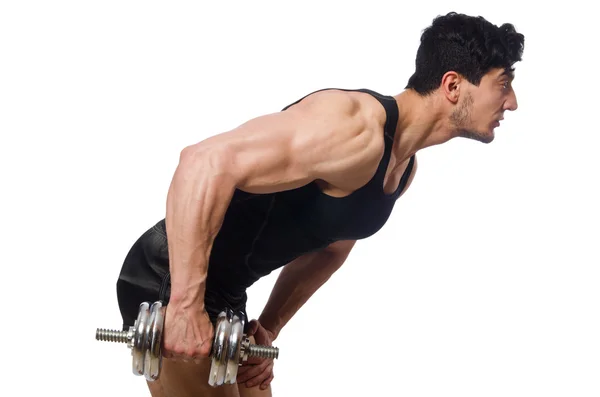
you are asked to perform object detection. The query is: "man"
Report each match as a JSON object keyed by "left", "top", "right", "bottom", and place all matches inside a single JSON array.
[{"left": 116, "top": 11, "right": 524, "bottom": 397}]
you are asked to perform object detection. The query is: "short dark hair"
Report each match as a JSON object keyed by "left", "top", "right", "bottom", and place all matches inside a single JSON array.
[{"left": 405, "top": 12, "right": 525, "bottom": 95}]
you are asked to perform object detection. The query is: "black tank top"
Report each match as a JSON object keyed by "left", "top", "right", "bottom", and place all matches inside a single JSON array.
[{"left": 205, "top": 88, "right": 415, "bottom": 291}]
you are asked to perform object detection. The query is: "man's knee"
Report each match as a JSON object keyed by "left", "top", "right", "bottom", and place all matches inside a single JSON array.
[{"left": 237, "top": 335, "right": 274, "bottom": 397}]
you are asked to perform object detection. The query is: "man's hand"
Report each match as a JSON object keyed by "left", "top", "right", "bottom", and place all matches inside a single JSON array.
[
  {"left": 162, "top": 300, "right": 214, "bottom": 363},
  {"left": 236, "top": 319, "right": 276, "bottom": 390}
]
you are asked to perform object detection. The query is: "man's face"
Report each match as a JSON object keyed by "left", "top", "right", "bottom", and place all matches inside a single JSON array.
[{"left": 451, "top": 67, "right": 519, "bottom": 143}]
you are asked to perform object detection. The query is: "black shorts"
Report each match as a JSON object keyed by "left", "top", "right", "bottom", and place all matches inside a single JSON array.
[{"left": 116, "top": 220, "right": 249, "bottom": 331}]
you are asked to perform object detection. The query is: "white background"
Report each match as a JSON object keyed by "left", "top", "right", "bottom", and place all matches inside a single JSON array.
[{"left": 2, "top": 1, "right": 599, "bottom": 396}]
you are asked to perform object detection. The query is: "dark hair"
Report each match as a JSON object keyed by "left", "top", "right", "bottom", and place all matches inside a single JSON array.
[{"left": 405, "top": 12, "right": 525, "bottom": 95}]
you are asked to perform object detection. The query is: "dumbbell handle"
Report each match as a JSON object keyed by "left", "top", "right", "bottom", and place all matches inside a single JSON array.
[
  {"left": 96, "top": 328, "right": 130, "bottom": 343},
  {"left": 95, "top": 327, "right": 279, "bottom": 360}
]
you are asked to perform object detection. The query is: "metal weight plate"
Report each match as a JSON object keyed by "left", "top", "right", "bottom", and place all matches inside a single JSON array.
[
  {"left": 224, "top": 312, "right": 244, "bottom": 384},
  {"left": 144, "top": 301, "right": 165, "bottom": 381},
  {"left": 208, "top": 311, "right": 232, "bottom": 387},
  {"left": 132, "top": 302, "right": 150, "bottom": 376}
]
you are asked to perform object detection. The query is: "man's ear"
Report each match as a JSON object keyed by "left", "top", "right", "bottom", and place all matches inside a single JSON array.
[{"left": 441, "top": 71, "right": 461, "bottom": 104}]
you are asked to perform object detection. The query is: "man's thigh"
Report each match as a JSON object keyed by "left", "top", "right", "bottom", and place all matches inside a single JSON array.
[
  {"left": 145, "top": 335, "right": 273, "bottom": 397},
  {"left": 145, "top": 357, "right": 240, "bottom": 397}
]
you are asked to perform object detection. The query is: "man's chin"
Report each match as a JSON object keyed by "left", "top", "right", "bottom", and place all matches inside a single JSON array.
[
  {"left": 459, "top": 129, "right": 494, "bottom": 144},
  {"left": 480, "top": 132, "right": 494, "bottom": 144}
]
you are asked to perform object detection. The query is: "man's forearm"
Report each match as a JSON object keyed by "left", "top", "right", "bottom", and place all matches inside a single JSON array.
[
  {"left": 165, "top": 146, "right": 237, "bottom": 307},
  {"left": 258, "top": 245, "right": 353, "bottom": 338}
]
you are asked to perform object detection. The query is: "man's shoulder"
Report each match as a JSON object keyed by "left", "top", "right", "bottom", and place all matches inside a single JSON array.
[
  {"left": 282, "top": 87, "right": 389, "bottom": 111},
  {"left": 281, "top": 88, "right": 383, "bottom": 127}
]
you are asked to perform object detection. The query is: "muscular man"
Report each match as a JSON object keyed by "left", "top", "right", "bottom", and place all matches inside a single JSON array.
[{"left": 115, "top": 12, "right": 524, "bottom": 397}]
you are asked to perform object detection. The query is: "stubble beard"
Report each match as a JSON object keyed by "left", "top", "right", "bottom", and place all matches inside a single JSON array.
[{"left": 450, "top": 93, "right": 493, "bottom": 144}]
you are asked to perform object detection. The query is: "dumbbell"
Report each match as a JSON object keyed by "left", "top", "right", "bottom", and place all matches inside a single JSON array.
[{"left": 95, "top": 301, "right": 279, "bottom": 386}]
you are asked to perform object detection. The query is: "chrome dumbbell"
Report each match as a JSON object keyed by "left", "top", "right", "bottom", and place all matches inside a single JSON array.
[{"left": 95, "top": 301, "right": 279, "bottom": 386}]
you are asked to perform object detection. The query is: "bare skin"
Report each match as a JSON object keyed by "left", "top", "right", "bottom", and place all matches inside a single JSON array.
[
  {"left": 157, "top": 66, "right": 519, "bottom": 396},
  {"left": 146, "top": 336, "right": 272, "bottom": 397}
]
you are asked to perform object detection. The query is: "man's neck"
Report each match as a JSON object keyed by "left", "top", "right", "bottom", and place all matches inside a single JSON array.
[{"left": 391, "top": 89, "right": 454, "bottom": 161}]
